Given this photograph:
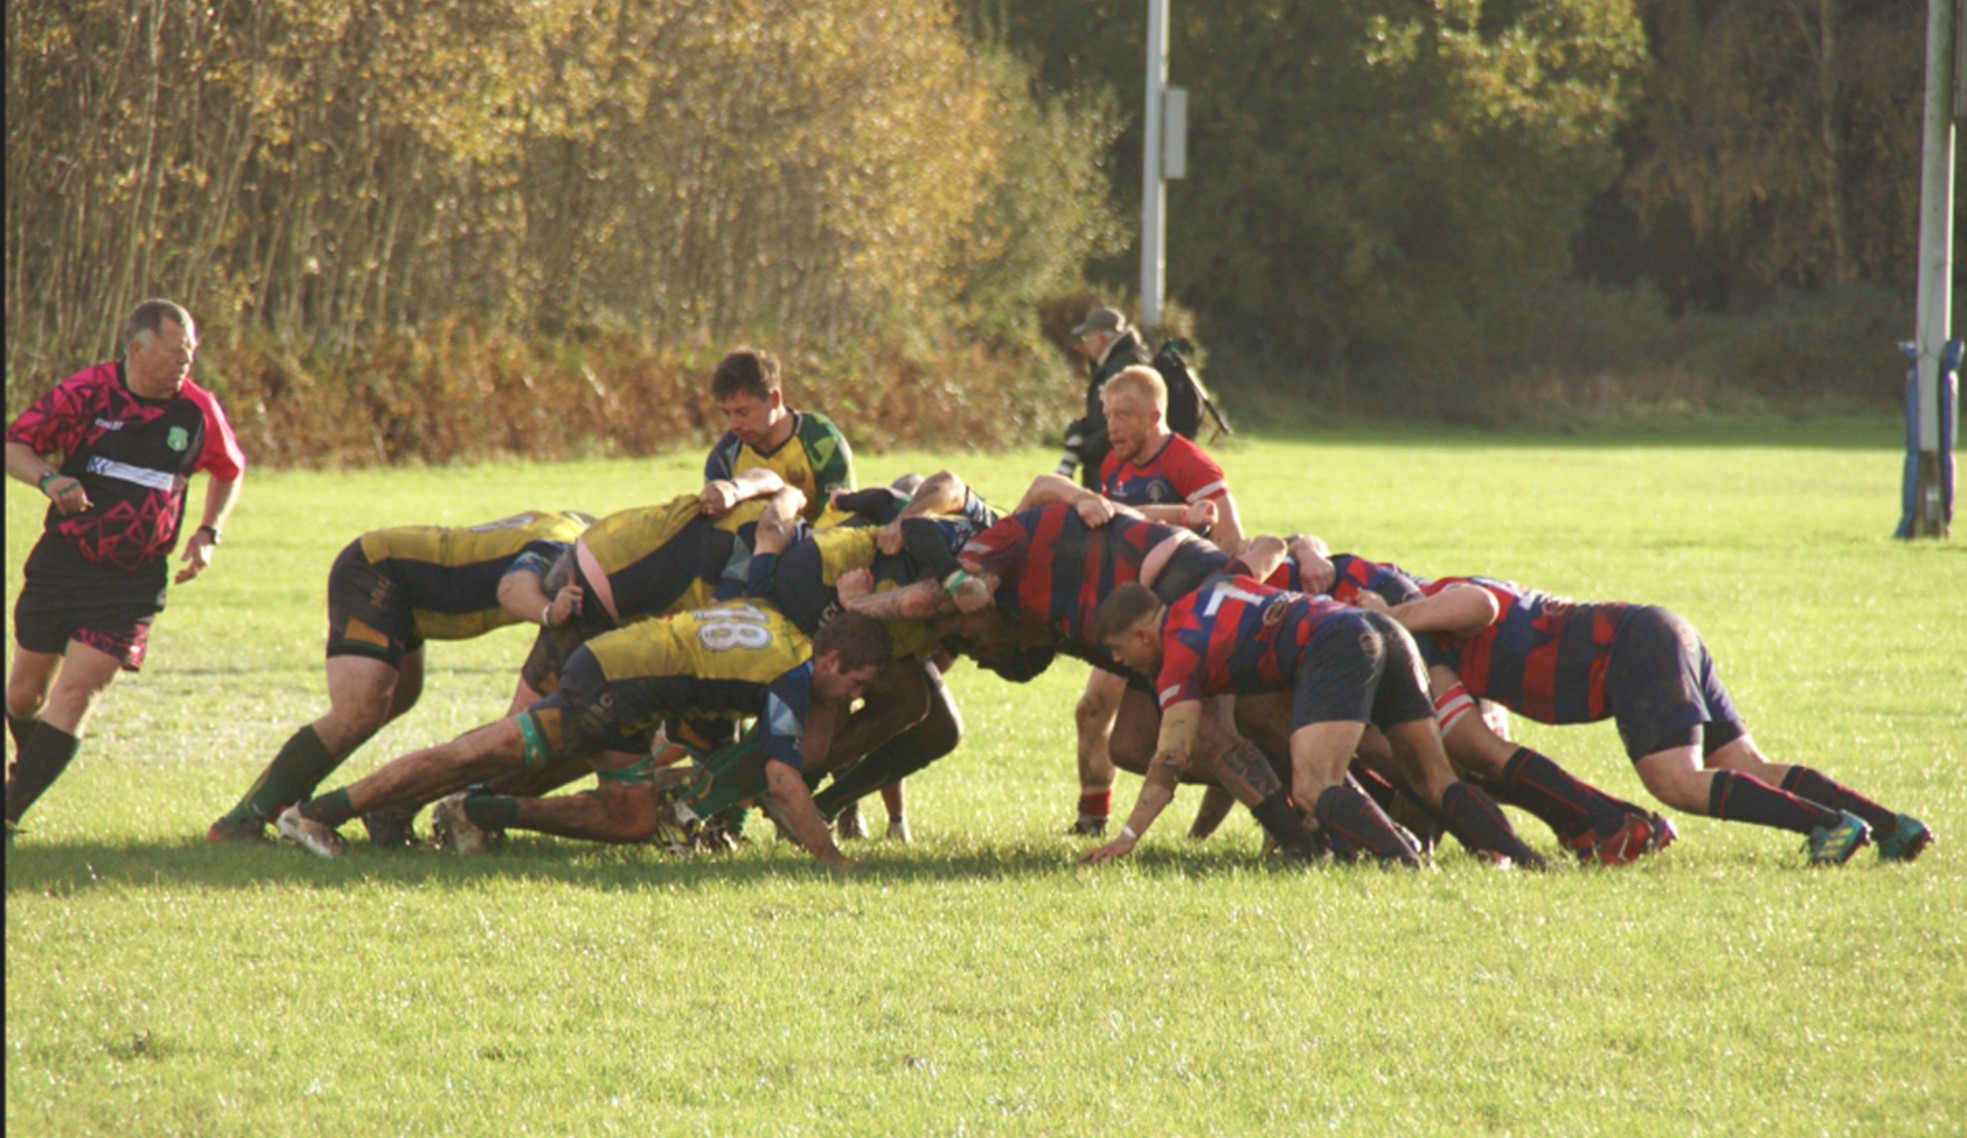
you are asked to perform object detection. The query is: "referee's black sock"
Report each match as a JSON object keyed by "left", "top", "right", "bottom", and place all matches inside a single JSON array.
[
  {"left": 5, "top": 724, "right": 80, "bottom": 826},
  {"left": 6, "top": 710, "right": 36, "bottom": 753}
]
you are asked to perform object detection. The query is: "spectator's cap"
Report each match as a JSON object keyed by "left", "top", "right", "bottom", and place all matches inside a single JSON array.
[{"left": 1072, "top": 307, "right": 1129, "bottom": 338}]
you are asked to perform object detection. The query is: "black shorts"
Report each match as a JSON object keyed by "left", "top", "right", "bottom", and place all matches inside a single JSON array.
[
  {"left": 1291, "top": 609, "right": 1436, "bottom": 731},
  {"left": 1604, "top": 605, "right": 1745, "bottom": 760},
  {"left": 324, "top": 541, "right": 421, "bottom": 667},
  {"left": 13, "top": 539, "right": 166, "bottom": 672}
]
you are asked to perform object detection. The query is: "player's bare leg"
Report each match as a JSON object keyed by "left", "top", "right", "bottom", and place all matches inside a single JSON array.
[
  {"left": 1632, "top": 734, "right": 1875, "bottom": 865},
  {"left": 1286, "top": 719, "right": 1421, "bottom": 865},
  {"left": 1068, "top": 668, "right": 1125, "bottom": 835},
  {"left": 214, "top": 652, "right": 410, "bottom": 841},
  {"left": 1703, "top": 734, "right": 1930, "bottom": 861},
  {"left": 278, "top": 718, "right": 530, "bottom": 857}
]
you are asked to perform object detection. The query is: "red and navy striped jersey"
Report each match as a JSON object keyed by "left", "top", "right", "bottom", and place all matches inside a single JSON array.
[
  {"left": 960, "top": 504, "right": 1198, "bottom": 646},
  {"left": 7, "top": 360, "right": 245, "bottom": 574},
  {"left": 1098, "top": 433, "right": 1229, "bottom": 509},
  {"left": 1419, "top": 576, "right": 1632, "bottom": 725},
  {"left": 1323, "top": 554, "right": 1428, "bottom": 607},
  {"left": 1156, "top": 574, "right": 1351, "bottom": 708}
]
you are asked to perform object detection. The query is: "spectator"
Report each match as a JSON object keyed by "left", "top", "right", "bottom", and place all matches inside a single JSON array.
[{"left": 1055, "top": 307, "right": 1150, "bottom": 489}]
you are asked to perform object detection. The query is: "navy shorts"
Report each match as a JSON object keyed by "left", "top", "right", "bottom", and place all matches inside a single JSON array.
[
  {"left": 1604, "top": 605, "right": 1745, "bottom": 760},
  {"left": 13, "top": 540, "right": 164, "bottom": 672},
  {"left": 1291, "top": 609, "right": 1436, "bottom": 731}
]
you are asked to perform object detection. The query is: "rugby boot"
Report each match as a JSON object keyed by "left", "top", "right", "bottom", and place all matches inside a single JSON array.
[
  {"left": 360, "top": 804, "right": 420, "bottom": 849},
  {"left": 276, "top": 806, "right": 347, "bottom": 860},
  {"left": 1647, "top": 812, "right": 1678, "bottom": 853},
  {"left": 205, "top": 817, "right": 271, "bottom": 844},
  {"left": 430, "top": 793, "right": 491, "bottom": 856},
  {"left": 1804, "top": 810, "right": 1871, "bottom": 866},
  {"left": 1877, "top": 814, "right": 1933, "bottom": 863},
  {"left": 1066, "top": 815, "right": 1109, "bottom": 837},
  {"left": 885, "top": 817, "right": 912, "bottom": 843},
  {"left": 834, "top": 800, "right": 868, "bottom": 842},
  {"left": 1582, "top": 811, "right": 1657, "bottom": 867}
]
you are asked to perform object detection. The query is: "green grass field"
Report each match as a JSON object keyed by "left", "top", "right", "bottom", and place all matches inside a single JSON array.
[{"left": 6, "top": 420, "right": 1964, "bottom": 1137}]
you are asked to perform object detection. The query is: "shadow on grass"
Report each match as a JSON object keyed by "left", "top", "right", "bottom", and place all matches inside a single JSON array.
[{"left": 4, "top": 833, "right": 1327, "bottom": 897}]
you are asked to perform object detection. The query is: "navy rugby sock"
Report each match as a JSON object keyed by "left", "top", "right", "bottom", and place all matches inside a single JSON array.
[
  {"left": 5, "top": 724, "right": 80, "bottom": 825},
  {"left": 1312, "top": 784, "right": 1420, "bottom": 866},
  {"left": 1499, "top": 747, "right": 1627, "bottom": 841},
  {"left": 1249, "top": 789, "right": 1322, "bottom": 860},
  {"left": 1440, "top": 780, "right": 1547, "bottom": 869},
  {"left": 1705, "top": 771, "right": 1839, "bottom": 834},
  {"left": 1779, "top": 767, "right": 1897, "bottom": 839}
]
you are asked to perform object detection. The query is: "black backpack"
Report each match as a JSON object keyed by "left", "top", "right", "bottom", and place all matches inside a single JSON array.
[{"left": 1152, "top": 339, "right": 1230, "bottom": 442}]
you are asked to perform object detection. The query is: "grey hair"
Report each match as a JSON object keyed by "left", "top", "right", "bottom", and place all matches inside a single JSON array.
[{"left": 123, "top": 299, "right": 195, "bottom": 352}]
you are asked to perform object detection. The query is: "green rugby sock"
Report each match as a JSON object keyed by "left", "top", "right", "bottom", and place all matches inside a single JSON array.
[
  {"left": 298, "top": 787, "right": 356, "bottom": 827},
  {"left": 225, "top": 725, "right": 338, "bottom": 826},
  {"left": 463, "top": 795, "right": 520, "bottom": 831}
]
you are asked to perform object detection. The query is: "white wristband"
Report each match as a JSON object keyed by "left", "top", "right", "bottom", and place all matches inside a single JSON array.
[
  {"left": 542, "top": 604, "right": 554, "bottom": 629},
  {"left": 1121, "top": 825, "right": 1138, "bottom": 841}
]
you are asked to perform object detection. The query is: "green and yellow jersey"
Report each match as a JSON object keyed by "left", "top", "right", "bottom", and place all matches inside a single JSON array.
[{"left": 704, "top": 410, "right": 855, "bottom": 526}]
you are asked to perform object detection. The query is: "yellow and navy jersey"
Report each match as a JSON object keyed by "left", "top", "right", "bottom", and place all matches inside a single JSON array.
[
  {"left": 582, "top": 600, "right": 821, "bottom": 769},
  {"left": 359, "top": 509, "right": 590, "bottom": 641},
  {"left": 747, "top": 525, "right": 942, "bottom": 662},
  {"left": 578, "top": 493, "right": 768, "bottom": 622},
  {"left": 704, "top": 409, "right": 855, "bottom": 526}
]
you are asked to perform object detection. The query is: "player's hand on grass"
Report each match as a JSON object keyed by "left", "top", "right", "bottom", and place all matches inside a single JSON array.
[{"left": 1079, "top": 833, "right": 1137, "bottom": 864}]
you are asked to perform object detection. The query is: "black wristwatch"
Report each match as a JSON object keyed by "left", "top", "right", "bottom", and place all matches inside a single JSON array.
[{"left": 197, "top": 525, "right": 222, "bottom": 545}]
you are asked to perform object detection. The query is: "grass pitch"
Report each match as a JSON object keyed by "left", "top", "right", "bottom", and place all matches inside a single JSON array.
[{"left": 6, "top": 419, "right": 1964, "bottom": 1136}]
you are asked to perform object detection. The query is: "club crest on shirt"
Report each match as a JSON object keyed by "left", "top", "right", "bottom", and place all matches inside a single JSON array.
[{"left": 167, "top": 426, "right": 189, "bottom": 452}]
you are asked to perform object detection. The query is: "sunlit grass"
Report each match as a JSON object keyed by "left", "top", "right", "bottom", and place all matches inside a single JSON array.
[{"left": 7, "top": 422, "right": 1964, "bottom": 1136}]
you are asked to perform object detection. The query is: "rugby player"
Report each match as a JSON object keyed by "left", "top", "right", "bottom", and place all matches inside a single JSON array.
[
  {"left": 846, "top": 504, "right": 1329, "bottom": 862},
  {"left": 205, "top": 509, "right": 592, "bottom": 843},
  {"left": 671, "top": 489, "right": 983, "bottom": 842},
  {"left": 276, "top": 601, "right": 890, "bottom": 868},
  {"left": 1089, "top": 576, "right": 1548, "bottom": 868},
  {"left": 701, "top": 347, "right": 854, "bottom": 526},
  {"left": 1309, "top": 551, "right": 1666, "bottom": 865},
  {"left": 1334, "top": 557, "right": 1929, "bottom": 865},
  {"left": 6, "top": 300, "right": 245, "bottom": 839},
  {"left": 1018, "top": 365, "right": 1246, "bottom": 836}
]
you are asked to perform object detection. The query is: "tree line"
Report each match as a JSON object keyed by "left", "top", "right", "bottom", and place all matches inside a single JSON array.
[{"left": 7, "top": 0, "right": 1936, "bottom": 444}]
